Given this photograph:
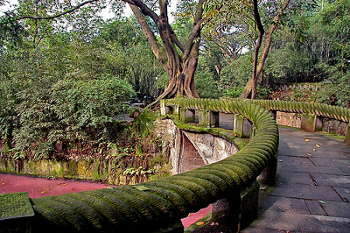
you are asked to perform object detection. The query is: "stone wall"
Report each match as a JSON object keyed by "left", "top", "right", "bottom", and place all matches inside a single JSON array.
[
  {"left": 276, "top": 112, "right": 302, "bottom": 128},
  {"left": 275, "top": 111, "right": 347, "bottom": 136},
  {"left": 155, "top": 119, "right": 239, "bottom": 175}
]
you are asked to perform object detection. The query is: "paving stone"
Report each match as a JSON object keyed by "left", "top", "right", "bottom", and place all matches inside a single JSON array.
[
  {"left": 317, "top": 151, "right": 349, "bottom": 159},
  {"left": 277, "top": 171, "right": 314, "bottom": 185},
  {"left": 242, "top": 226, "right": 292, "bottom": 233},
  {"left": 279, "top": 148, "right": 321, "bottom": 157},
  {"left": 247, "top": 210, "right": 350, "bottom": 232},
  {"left": 333, "top": 187, "right": 350, "bottom": 202},
  {"left": 312, "top": 174, "right": 350, "bottom": 188},
  {"left": 279, "top": 163, "right": 346, "bottom": 175},
  {"left": 218, "top": 114, "right": 350, "bottom": 232},
  {"left": 304, "top": 200, "right": 326, "bottom": 215},
  {"left": 259, "top": 196, "right": 309, "bottom": 215},
  {"left": 340, "top": 167, "right": 350, "bottom": 174},
  {"left": 268, "top": 183, "right": 342, "bottom": 201},
  {"left": 321, "top": 201, "right": 350, "bottom": 218},
  {"left": 309, "top": 158, "right": 349, "bottom": 168},
  {"left": 342, "top": 152, "right": 350, "bottom": 159},
  {"left": 277, "top": 156, "right": 314, "bottom": 166}
]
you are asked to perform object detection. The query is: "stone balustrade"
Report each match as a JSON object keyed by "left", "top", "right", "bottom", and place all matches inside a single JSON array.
[{"left": 9, "top": 98, "right": 345, "bottom": 233}]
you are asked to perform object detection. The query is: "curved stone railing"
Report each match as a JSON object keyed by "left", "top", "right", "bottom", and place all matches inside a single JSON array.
[
  {"left": 4, "top": 98, "right": 280, "bottom": 233},
  {"left": 247, "top": 99, "right": 350, "bottom": 123},
  {"left": 242, "top": 99, "right": 350, "bottom": 145}
]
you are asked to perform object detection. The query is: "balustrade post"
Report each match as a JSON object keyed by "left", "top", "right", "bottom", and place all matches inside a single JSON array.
[
  {"left": 300, "top": 114, "right": 322, "bottom": 132},
  {"left": 258, "top": 155, "right": 278, "bottom": 186},
  {"left": 268, "top": 110, "right": 277, "bottom": 120},
  {"left": 211, "top": 181, "right": 260, "bottom": 232},
  {"left": 198, "top": 110, "right": 219, "bottom": 127},
  {"left": 233, "top": 115, "right": 251, "bottom": 138},
  {"left": 160, "top": 100, "right": 170, "bottom": 116},
  {"left": 179, "top": 108, "right": 195, "bottom": 123},
  {"left": 345, "top": 123, "right": 350, "bottom": 145}
]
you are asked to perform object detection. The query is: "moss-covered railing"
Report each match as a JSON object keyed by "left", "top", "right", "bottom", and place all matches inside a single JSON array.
[
  {"left": 246, "top": 99, "right": 350, "bottom": 122},
  {"left": 3, "top": 98, "right": 279, "bottom": 233},
  {"left": 243, "top": 99, "right": 350, "bottom": 145}
]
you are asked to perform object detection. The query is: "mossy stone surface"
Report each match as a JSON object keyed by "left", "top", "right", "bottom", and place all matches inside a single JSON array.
[{"left": 0, "top": 192, "right": 34, "bottom": 220}]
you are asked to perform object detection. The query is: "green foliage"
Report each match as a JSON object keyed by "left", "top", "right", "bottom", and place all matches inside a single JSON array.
[
  {"left": 264, "top": 0, "right": 350, "bottom": 107},
  {"left": 195, "top": 70, "right": 220, "bottom": 99}
]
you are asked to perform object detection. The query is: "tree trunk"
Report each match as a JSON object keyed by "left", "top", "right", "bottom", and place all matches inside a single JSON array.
[
  {"left": 241, "top": 0, "right": 291, "bottom": 99},
  {"left": 251, "top": 0, "right": 264, "bottom": 100},
  {"left": 126, "top": 0, "right": 206, "bottom": 108}
]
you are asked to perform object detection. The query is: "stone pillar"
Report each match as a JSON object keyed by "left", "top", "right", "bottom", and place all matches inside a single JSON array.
[
  {"left": 211, "top": 181, "right": 260, "bottom": 232},
  {"left": 173, "top": 105, "right": 180, "bottom": 116},
  {"left": 198, "top": 110, "right": 219, "bottom": 127},
  {"left": 160, "top": 101, "right": 170, "bottom": 116},
  {"left": 250, "top": 126, "right": 257, "bottom": 139},
  {"left": 179, "top": 108, "right": 195, "bottom": 123},
  {"left": 300, "top": 114, "right": 323, "bottom": 132},
  {"left": 269, "top": 110, "right": 277, "bottom": 120},
  {"left": 257, "top": 155, "right": 278, "bottom": 186},
  {"left": 233, "top": 115, "right": 252, "bottom": 138},
  {"left": 345, "top": 123, "right": 350, "bottom": 145}
]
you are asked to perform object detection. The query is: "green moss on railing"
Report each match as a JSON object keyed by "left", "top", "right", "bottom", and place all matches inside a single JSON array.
[{"left": 242, "top": 99, "right": 350, "bottom": 123}]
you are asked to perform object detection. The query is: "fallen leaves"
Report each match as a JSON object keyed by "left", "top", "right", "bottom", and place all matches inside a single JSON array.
[
  {"left": 316, "top": 144, "right": 321, "bottom": 147},
  {"left": 196, "top": 222, "right": 204, "bottom": 226},
  {"left": 305, "top": 139, "right": 310, "bottom": 142},
  {"left": 1, "top": 182, "right": 5, "bottom": 185}
]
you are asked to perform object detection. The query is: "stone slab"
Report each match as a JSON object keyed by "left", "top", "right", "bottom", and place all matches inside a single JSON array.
[
  {"left": 322, "top": 201, "right": 350, "bottom": 218},
  {"left": 309, "top": 158, "right": 349, "bottom": 168},
  {"left": 241, "top": 227, "right": 288, "bottom": 233},
  {"left": 246, "top": 210, "right": 350, "bottom": 232},
  {"left": 277, "top": 155, "right": 314, "bottom": 166},
  {"left": 333, "top": 187, "right": 350, "bottom": 202},
  {"left": 305, "top": 200, "right": 326, "bottom": 216},
  {"left": 259, "top": 196, "right": 309, "bottom": 214},
  {"left": 317, "top": 151, "right": 349, "bottom": 159},
  {"left": 277, "top": 171, "right": 314, "bottom": 185},
  {"left": 312, "top": 174, "right": 350, "bottom": 188},
  {"left": 279, "top": 147, "right": 318, "bottom": 157},
  {"left": 279, "top": 163, "right": 346, "bottom": 175},
  {"left": 268, "top": 183, "right": 342, "bottom": 201}
]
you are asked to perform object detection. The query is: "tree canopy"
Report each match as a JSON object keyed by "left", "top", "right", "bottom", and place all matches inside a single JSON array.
[{"left": 0, "top": 0, "right": 349, "bottom": 158}]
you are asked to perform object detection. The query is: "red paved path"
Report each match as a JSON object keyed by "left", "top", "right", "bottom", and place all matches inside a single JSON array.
[{"left": 0, "top": 173, "right": 210, "bottom": 228}]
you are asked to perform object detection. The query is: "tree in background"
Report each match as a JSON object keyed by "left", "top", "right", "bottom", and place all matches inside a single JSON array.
[{"left": 240, "top": 0, "right": 291, "bottom": 99}]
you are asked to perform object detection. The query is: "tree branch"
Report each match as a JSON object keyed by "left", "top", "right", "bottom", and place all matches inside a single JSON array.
[
  {"left": 128, "top": 3, "right": 168, "bottom": 69},
  {"left": 183, "top": 0, "right": 207, "bottom": 60},
  {"left": 18, "top": 0, "right": 100, "bottom": 20},
  {"left": 124, "top": 0, "right": 159, "bottom": 23}
]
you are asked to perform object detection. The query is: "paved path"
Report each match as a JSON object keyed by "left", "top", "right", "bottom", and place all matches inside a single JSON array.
[{"left": 243, "top": 127, "right": 350, "bottom": 233}]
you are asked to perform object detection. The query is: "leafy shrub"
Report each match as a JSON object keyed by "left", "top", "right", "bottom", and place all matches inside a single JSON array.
[{"left": 1, "top": 75, "right": 135, "bottom": 158}]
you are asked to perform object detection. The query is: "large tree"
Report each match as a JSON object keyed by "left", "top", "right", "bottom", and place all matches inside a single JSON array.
[
  {"left": 123, "top": 0, "right": 209, "bottom": 104},
  {"left": 11, "top": 0, "right": 217, "bottom": 105}
]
